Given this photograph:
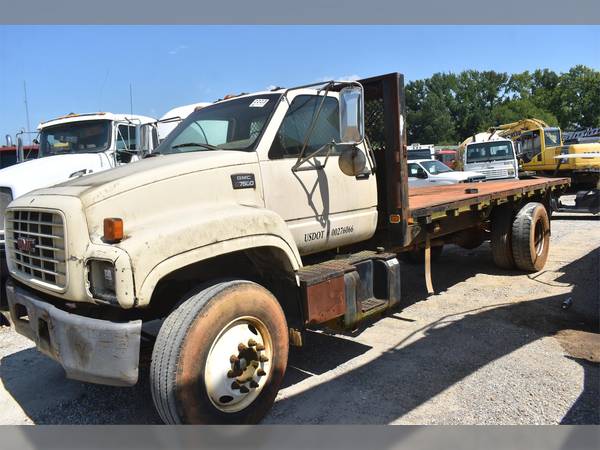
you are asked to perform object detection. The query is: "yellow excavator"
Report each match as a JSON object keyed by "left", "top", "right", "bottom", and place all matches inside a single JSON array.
[{"left": 487, "top": 119, "right": 599, "bottom": 213}]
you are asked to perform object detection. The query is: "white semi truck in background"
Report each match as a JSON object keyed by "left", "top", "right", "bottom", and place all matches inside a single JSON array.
[
  {"left": 460, "top": 133, "right": 519, "bottom": 181},
  {"left": 0, "top": 112, "right": 159, "bottom": 280}
]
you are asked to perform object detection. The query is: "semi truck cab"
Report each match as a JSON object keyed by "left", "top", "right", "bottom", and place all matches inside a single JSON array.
[
  {"left": 463, "top": 137, "right": 519, "bottom": 181},
  {"left": 0, "top": 112, "right": 158, "bottom": 280}
]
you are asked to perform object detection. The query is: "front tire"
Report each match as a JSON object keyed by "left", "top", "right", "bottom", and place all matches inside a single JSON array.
[{"left": 150, "top": 280, "right": 289, "bottom": 424}]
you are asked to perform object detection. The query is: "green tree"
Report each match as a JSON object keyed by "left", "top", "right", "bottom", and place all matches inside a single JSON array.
[
  {"left": 554, "top": 65, "right": 600, "bottom": 128},
  {"left": 489, "top": 98, "right": 558, "bottom": 127},
  {"left": 404, "top": 66, "right": 600, "bottom": 143}
]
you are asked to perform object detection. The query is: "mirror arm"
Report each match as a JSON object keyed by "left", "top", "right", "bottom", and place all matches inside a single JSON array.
[
  {"left": 292, "top": 142, "right": 333, "bottom": 172},
  {"left": 292, "top": 82, "right": 333, "bottom": 170}
]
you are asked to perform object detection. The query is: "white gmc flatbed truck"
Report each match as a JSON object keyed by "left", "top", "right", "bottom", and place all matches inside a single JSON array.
[{"left": 2, "top": 73, "right": 569, "bottom": 424}]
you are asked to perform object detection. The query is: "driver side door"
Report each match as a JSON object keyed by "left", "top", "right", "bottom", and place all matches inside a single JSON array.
[{"left": 258, "top": 93, "right": 378, "bottom": 255}]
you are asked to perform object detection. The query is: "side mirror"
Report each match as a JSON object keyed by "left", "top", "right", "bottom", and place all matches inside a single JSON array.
[
  {"left": 339, "top": 146, "right": 367, "bottom": 177},
  {"left": 135, "top": 124, "right": 154, "bottom": 155},
  {"left": 339, "top": 86, "right": 364, "bottom": 145},
  {"left": 416, "top": 170, "right": 428, "bottom": 179}
]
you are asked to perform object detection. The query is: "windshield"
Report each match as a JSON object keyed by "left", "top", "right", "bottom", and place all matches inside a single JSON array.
[
  {"left": 544, "top": 128, "right": 561, "bottom": 147},
  {"left": 466, "top": 141, "right": 514, "bottom": 163},
  {"left": 39, "top": 120, "right": 111, "bottom": 157},
  {"left": 158, "top": 94, "right": 281, "bottom": 155},
  {"left": 420, "top": 160, "right": 453, "bottom": 174},
  {"left": 407, "top": 149, "right": 433, "bottom": 160}
]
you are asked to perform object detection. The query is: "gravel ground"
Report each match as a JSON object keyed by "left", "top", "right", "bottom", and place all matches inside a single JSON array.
[{"left": 1, "top": 214, "right": 598, "bottom": 424}]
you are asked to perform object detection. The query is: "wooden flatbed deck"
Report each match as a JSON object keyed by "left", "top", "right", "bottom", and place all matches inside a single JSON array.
[{"left": 408, "top": 177, "right": 569, "bottom": 219}]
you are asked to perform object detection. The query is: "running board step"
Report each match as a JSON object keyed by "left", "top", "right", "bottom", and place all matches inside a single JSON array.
[{"left": 360, "top": 298, "right": 387, "bottom": 313}]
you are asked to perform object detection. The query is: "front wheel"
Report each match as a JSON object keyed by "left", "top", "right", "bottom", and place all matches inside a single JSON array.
[{"left": 150, "top": 280, "right": 289, "bottom": 424}]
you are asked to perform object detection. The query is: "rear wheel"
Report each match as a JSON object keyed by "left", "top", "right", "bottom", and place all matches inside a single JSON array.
[
  {"left": 511, "top": 202, "right": 550, "bottom": 272},
  {"left": 150, "top": 280, "right": 289, "bottom": 424},
  {"left": 490, "top": 205, "right": 516, "bottom": 269}
]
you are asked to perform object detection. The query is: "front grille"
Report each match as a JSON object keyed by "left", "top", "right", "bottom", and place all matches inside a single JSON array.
[
  {"left": 5, "top": 209, "right": 67, "bottom": 288},
  {"left": 484, "top": 169, "right": 509, "bottom": 179}
]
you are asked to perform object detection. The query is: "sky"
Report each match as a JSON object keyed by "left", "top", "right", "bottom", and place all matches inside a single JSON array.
[{"left": 0, "top": 25, "right": 598, "bottom": 140}]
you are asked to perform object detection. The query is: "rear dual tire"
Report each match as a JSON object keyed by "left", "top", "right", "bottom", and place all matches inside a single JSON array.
[
  {"left": 150, "top": 280, "right": 289, "bottom": 424},
  {"left": 511, "top": 202, "right": 550, "bottom": 272},
  {"left": 491, "top": 202, "right": 550, "bottom": 272}
]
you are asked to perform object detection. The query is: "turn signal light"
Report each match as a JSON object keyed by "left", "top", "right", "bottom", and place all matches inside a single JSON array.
[{"left": 103, "top": 218, "right": 124, "bottom": 243}]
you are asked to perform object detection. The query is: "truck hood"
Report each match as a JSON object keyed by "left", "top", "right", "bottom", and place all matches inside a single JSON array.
[
  {"left": 39, "top": 151, "right": 259, "bottom": 207},
  {"left": 0, "top": 153, "right": 111, "bottom": 199}
]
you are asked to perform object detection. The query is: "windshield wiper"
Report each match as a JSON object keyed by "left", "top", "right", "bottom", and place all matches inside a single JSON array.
[{"left": 171, "top": 142, "right": 219, "bottom": 151}]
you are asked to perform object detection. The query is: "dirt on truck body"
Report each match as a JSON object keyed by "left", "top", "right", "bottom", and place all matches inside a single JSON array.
[{"left": 2, "top": 72, "right": 569, "bottom": 424}]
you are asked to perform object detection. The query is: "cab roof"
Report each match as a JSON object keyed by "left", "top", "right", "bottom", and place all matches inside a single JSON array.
[{"left": 38, "top": 112, "right": 156, "bottom": 130}]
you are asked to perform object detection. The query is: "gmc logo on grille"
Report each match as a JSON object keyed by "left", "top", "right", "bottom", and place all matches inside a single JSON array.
[{"left": 17, "top": 237, "right": 36, "bottom": 253}]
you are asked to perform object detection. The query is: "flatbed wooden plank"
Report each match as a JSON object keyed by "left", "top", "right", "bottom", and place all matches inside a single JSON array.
[{"left": 408, "top": 177, "right": 569, "bottom": 218}]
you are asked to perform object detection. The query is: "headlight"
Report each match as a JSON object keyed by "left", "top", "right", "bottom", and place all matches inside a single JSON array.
[{"left": 88, "top": 259, "right": 117, "bottom": 304}]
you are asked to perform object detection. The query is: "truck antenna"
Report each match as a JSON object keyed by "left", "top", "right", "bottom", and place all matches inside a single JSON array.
[{"left": 23, "top": 81, "right": 32, "bottom": 144}]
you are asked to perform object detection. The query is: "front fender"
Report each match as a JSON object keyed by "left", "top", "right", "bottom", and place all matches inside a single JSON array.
[{"left": 114, "top": 204, "right": 302, "bottom": 306}]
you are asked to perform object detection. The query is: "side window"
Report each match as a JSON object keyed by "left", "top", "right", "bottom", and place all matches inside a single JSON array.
[
  {"left": 117, "top": 125, "right": 136, "bottom": 151},
  {"left": 408, "top": 163, "right": 425, "bottom": 177},
  {"left": 269, "top": 95, "right": 339, "bottom": 159}
]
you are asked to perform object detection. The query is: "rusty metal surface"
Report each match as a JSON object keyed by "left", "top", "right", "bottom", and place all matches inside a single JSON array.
[
  {"left": 303, "top": 275, "right": 346, "bottom": 325},
  {"left": 299, "top": 251, "right": 399, "bottom": 325},
  {"left": 408, "top": 177, "right": 569, "bottom": 218}
]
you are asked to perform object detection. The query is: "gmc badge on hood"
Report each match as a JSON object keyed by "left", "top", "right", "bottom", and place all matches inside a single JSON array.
[{"left": 231, "top": 173, "right": 256, "bottom": 190}]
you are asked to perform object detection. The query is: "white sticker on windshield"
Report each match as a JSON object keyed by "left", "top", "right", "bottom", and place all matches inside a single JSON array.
[{"left": 249, "top": 98, "right": 269, "bottom": 108}]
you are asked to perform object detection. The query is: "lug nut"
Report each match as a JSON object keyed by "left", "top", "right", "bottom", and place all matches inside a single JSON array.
[
  {"left": 230, "top": 355, "right": 238, "bottom": 363},
  {"left": 259, "top": 355, "right": 269, "bottom": 362},
  {"left": 238, "top": 343, "right": 247, "bottom": 352},
  {"left": 227, "top": 370, "right": 235, "bottom": 378},
  {"left": 249, "top": 380, "right": 259, "bottom": 388},
  {"left": 251, "top": 360, "right": 259, "bottom": 368},
  {"left": 256, "top": 344, "right": 265, "bottom": 351},
  {"left": 240, "top": 385, "right": 250, "bottom": 394},
  {"left": 248, "top": 339, "right": 257, "bottom": 347},
  {"left": 257, "top": 369, "right": 266, "bottom": 376}
]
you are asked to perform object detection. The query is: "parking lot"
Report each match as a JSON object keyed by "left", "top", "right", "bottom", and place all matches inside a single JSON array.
[{"left": 0, "top": 214, "right": 598, "bottom": 425}]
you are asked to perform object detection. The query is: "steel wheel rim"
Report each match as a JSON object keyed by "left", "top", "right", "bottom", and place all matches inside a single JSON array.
[
  {"left": 534, "top": 220, "right": 545, "bottom": 255},
  {"left": 204, "top": 316, "right": 273, "bottom": 413}
]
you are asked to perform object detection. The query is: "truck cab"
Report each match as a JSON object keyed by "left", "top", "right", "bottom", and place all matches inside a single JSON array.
[
  {"left": 463, "top": 137, "right": 518, "bottom": 181},
  {"left": 407, "top": 143, "right": 435, "bottom": 160},
  {"left": 0, "top": 112, "right": 158, "bottom": 278}
]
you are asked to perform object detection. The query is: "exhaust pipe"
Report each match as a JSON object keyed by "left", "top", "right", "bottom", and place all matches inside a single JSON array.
[
  {"left": 5, "top": 135, "right": 12, "bottom": 147},
  {"left": 16, "top": 136, "right": 24, "bottom": 163}
]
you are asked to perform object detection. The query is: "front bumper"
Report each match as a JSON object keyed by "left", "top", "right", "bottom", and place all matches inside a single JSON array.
[{"left": 5, "top": 281, "right": 142, "bottom": 386}]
